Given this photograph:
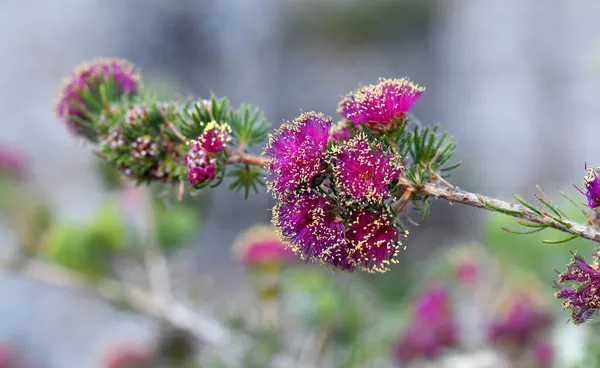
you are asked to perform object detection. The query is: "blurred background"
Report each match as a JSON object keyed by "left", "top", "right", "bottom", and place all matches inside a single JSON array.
[{"left": 1, "top": 1, "right": 600, "bottom": 367}]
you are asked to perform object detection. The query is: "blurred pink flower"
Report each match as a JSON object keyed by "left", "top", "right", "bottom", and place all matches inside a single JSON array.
[
  {"left": 395, "top": 284, "right": 457, "bottom": 364},
  {"left": 456, "top": 259, "right": 478, "bottom": 286},
  {"left": 488, "top": 294, "right": 552, "bottom": 345},
  {"left": 0, "top": 144, "right": 27, "bottom": 178},
  {"left": 103, "top": 345, "right": 154, "bottom": 368},
  {"left": 0, "top": 344, "right": 13, "bottom": 368},
  {"left": 531, "top": 341, "right": 553, "bottom": 367},
  {"left": 233, "top": 224, "right": 297, "bottom": 267}
]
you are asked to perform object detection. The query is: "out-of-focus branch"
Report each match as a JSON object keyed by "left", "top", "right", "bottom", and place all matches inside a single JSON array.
[{"left": 0, "top": 259, "right": 245, "bottom": 367}]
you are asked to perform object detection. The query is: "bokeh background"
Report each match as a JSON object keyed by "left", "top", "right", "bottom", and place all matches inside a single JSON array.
[{"left": 1, "top": 1, "right": 600, "bottom": 367}]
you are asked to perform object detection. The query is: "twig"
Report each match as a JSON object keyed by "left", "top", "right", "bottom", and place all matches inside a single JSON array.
[
  {"left": 227, "top": 153, "right": 600, "bottom": 243},
  {"left": 0, "top": 259, "right": 245, "bottom": 367}
]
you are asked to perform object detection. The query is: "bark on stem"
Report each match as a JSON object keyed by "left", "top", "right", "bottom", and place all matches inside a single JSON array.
[{"left": 234, "top": 153, "right": 600, "bottom": 243}]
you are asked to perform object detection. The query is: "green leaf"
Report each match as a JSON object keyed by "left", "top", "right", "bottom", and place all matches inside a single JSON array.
[
  {"left": 155, "top": 204, "right": 200, "bottom": 255},
  {"left": 483, "top": 190, "right": 592, "bottom": 281}
]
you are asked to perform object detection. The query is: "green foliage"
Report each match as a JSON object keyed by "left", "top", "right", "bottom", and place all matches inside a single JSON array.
[
  {"left": 284, "top": 269, "right": 365, "bottom": 344},
  {"left": 155, "top": 203, "right": 200, "bottom": 255},
  {"left": 228, "top": 166, "right": 266, "bottom": 199},
  {"left": 228, "top": 104, "right": 270, "bottom": 148},
  {"left": 42, "top": 201, "right": 128, "bottom": 279},
  {"left": 483, "top": 192, "right": 592, "bottom": 281}
]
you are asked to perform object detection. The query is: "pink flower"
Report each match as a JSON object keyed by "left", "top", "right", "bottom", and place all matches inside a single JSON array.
[
  {"left": 489, "top": 294, "right": 552, "bottom": 344},
  {"left": 234, "top": 225, "right": 297, "bottom": 266},
  {"left": 195, "top": 121, "right": 231, "bottom": 154},
  {"left": 339, "top": 78, "right": 424, "bottom": 131},
  {"left": 0, "top": 344, "right": 13, "bottom": 368},
  {"left": 272, "top": 192, "right": 345, "bottom": 264},
  {"left": 575, "top": 164, "right": 600, "bottom": 209},
  {"left": 395, "top": 285, "right": 457, "bottom": 363},
  {"left": 331, "top": 134, "right": 402, "bottom": 204},
  {"left": 55, "top": 58, "right": 140, "bottom": 140},
  {"left": 346, "top": 208, "right": 404, "bottom": 272},
  {"left": 329, "top": 120, "right": 351, "bottom": 142},
  {"left": 456, "top": 260, "right": 478, "bottom": 286},
  {"left": 0, "top": 144, "right": 26, "bottom": 178},
  {"left": 185, "top": 143, "right": 217, "bottom": 185},
  {"left": 264, "top": 112, "right": 331, "bottom": 198},
  {"left": 555, "top": 251, "right": 600, "bottom": 325},
  {"left": 103, "top": 345, "right": 153, "bottom": 368},
  {"left": 531, "top": 341, "right": 553, "bottom": 367}
]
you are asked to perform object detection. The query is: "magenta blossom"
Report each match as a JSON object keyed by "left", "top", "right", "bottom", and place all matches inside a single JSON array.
[
  {"left": 195, "top": 121, "right": 231, "bottom": 154},
  {"left": 264, "top": 112, "right": 331, "bottom": 198},
  {"left": 575, "top": 165, "right": 600, "bottom": 209},
  {"left": 395, "top": 285, "right": 457, "bottom": 363},
  {"left": 489, "top": 294, "right": 552, "bottom": 343},
  {"left": 331, "top": 134, "right": 402, "bottom": 204},
  {"left": 531, "top": 341, "right": 553, "bottom": 367},
  {"left": 346, "top": 208, "right": 404, "bottom": 272},
  {"left": 272, "top": 192, "right": 345, "bottom": 265},
  {"left": 234, "top": 224, "right": 297, "bottom": 266},
  {"left": 185, "top": 143, "right": 216, "bottom": 185},
  {"left": 339, "top": 77, "right": 424, "bottom": 131},
  {"left": 456, "top": 259, "right": 478, "bottom": 286},
  {"left": 555, "top": 251, "right": 600, "bottom": 325},
  {"left": 56, "top": 58, "right": 140, "bottom": 138},
  {"left": 329, "top": 120, "right": 351, "bottom": 142}
]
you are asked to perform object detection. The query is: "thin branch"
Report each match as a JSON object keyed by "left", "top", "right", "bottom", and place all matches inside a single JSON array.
[
  {"left": 229, "top": 153, "right": 600, "bottom": 243},
  {"left": 0, "top": 259, "right": 245, "bottom": 367}
]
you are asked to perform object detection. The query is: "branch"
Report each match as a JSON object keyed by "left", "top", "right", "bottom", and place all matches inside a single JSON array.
[
  {"left": 0, "top": 259, "right": 246, "bottom": 367},
  {"left": 232, "top": 153, "right": 600, "bottom": 243}
]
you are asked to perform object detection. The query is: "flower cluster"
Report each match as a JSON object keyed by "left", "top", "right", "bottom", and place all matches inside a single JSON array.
[
  {"left": 330, "top": 133, "right": 402, "bottom": 204},
  {"left": 233, "top": 224, "right": 297, "bottom": 267},
  {"left": 185, "top": 121, "right": 230, "bottom": 186},
  {"left": 99, "top": 102, "right": 183, "bottom": 183},
  {"left": 394, "top": 285, "right": 458, "bottom": 363},
  {"left": 488, "top": 294, "right": 552, "bottom": 344},
  {"left": 266, "top": 111, "right": 406, "bottom": 272},
  {"left": 264, "top": 112, "right": 330, "bottom": 197},
  {"left": 339, "top": 77, "right": 424, "bottom": 131},
  {"left": 555, "top": 251, "right": 600, "bottom": 325},
  {"left": 55, "top": 58, "right": 140, "bottom": 140}
]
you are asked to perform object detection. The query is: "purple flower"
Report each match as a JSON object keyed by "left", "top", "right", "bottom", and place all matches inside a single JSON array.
[
  {"left": 233, "top": 225, "right": 297, "bottom": 267},
  {"left": 195, "top": 121, "right": 231, "bottom": 154},
  {"left": 331, "top": 134, "right": 402, "bottom": 204},
  {"left": 394, "top": 285, "right": 457, "bottom": 363},
  {"left": 329, "top": 120, "right": 351, "bottom": 142},
  {"left": 346, "top": 208, "right": 404, "bottom": 272},
  {"left": 264, "top": 112, "right": 331, "bottom": 198},
  {"left": 576, "top": 165, "right": 600, "bottom": 209},
  {"left": 272, "top": 192, "right": 345, "bottom": 264},
  {"left": 531, "top": 341, "right": 553, "bottom": 367},
  {"left": 488, "top": 294, "right": 552, "bottom": 343},
  {"left": 55, "top": 58, "right": 140, "bottom": 139},
  {"left": 0, "top": 144, "right": 26, "bottom": 178},
  {"left": 185, "top": 143, "right": 216, "bottom": 185},
  {"left": 0, "top": 344, "right": 13, "bottom": 368},
  {"left": 555, "top": 251, "right": 600, "bottom": 325},
  {"left": 456, "top": 259, "right": 478, "bottom": 286},
  {"left": 339, "top": 78, "right": 424, "bottom": 131}
]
